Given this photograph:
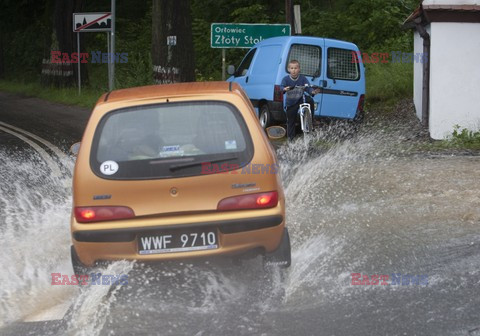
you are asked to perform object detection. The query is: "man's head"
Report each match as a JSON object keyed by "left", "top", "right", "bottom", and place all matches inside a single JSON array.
[{"left": 287, "top": 60, "right": 301, "bottom": 78}]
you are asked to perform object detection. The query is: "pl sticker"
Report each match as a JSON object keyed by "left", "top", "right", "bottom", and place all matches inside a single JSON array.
[{"left": 100, "top": 161, "right": 119, "bottom": 175}]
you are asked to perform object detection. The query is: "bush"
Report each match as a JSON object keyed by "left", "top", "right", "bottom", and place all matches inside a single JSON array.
[
  {"left": 366, "top": 61, "right": 413, "bottom": 104},
  {"left": 448, "top": 125, "right": 480, "bottom": 147}
]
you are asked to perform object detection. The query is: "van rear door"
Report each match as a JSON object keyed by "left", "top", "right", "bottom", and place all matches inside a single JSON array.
[{"left": 317, "top": 40, "right": 365, "bottom": 119}]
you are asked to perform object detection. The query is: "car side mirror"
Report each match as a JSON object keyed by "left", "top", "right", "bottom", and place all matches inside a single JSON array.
[
  {"left": 266, "top": 126, "right": 286, "bottom": 139},
  {"left": 70, "top": 142, "right": 81, "bottom": 156},
  {"left": 227, "top": 65, "right": 235, "bottom": 76}
]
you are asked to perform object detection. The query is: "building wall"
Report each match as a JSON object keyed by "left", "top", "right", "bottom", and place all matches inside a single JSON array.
[
  {"left": 429, "top": 22, "right": 480, "bottom": 139},
  {"left": 413, "top": 31, "right": 424, "bottom": 121},
  {"left": 423, "top": 0, "right": 480, "bottom": 5}
]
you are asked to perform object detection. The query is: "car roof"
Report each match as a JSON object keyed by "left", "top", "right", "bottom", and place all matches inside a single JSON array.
[
  {"left": 254, "top": 35, "right": 359, "bottom": 50},
  {"left": 98, "top": 81, "right": 242, "bottom": 105}
]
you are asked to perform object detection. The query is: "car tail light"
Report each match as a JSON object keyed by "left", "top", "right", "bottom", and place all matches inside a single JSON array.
[
  {"left": 357, "top": 94, "right": 365, "bottom": 113},
  {"left": 74, "top": 206, "right": 135, "bottom": 223},
  {"left": 217, "top": 191, "right": 278, "bottom": 211},
  {"left": 273, "top": 85, "right": 284, "bottom": 102}
]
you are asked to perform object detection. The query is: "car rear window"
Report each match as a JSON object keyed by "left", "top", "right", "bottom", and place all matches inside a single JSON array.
[{"left": 90, "top": 101, "right": 254, "bottom": 179}]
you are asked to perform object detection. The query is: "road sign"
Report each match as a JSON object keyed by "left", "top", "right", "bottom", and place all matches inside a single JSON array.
[
  {"left": 73, "top": 12, "right": 111, "bottom": 32},
  {"left": 167, "top": 36, "right": 177, "bottom": 46},
  {"left": 211, "top": 23, "right": 291, "bottom": 48}
]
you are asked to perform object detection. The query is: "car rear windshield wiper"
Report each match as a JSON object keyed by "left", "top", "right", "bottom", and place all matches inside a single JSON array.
[{"left": 169, "top": 156, "right": 239, "bottom": 172}]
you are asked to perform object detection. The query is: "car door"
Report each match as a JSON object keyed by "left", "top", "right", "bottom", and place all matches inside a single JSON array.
[
  {"left": 228, "top": 47, "right": 257, "bottom": 98},
  {"left": 318, "top": 41, "right": 365, "bottom": 119}
]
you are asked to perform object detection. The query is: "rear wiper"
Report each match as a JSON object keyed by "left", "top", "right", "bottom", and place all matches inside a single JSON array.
[{"left": 169, "top": 156, "right": 239, "bottom": 172}]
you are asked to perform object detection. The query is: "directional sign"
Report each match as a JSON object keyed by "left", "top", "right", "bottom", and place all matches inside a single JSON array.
[
  {"left": 211, "top": 23, "right": 291, "bottom": 48},
  {"left": 73, "top": 12, "right": 112, "bottom": 32}
]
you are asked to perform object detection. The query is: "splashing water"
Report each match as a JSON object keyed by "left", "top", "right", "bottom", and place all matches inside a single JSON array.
[{"left": 0, "top": 148, "right": 75, "bottom": 327}]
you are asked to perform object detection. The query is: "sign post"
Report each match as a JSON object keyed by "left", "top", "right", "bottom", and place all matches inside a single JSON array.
[
  {"left": 77, "top": 34, "right": 81, "bottom": 94},
  {"left": 73, "top": 11, "right": 113, "bottom": 92},
  {"left": 211, "top": 23, "right": 291, "bottom": 79},
  {"left": 110, "top": 0, "right": 115, "bottom": 91}
]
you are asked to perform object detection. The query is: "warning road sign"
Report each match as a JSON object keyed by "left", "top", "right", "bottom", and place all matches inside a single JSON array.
[{"left": 73, "top": 13, "right": 112, "bottom": 32}]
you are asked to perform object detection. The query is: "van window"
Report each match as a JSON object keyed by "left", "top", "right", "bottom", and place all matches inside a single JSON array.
[
  {"left": 90, "top": 101, "right": 254, "bottom": 180},
  {"left": 287, "top": 44, "right": 322, "bottom": 77},
  {"left": 236, "top": 48, "right": 256, "bottom": 77},
  {"left": 327, "top": 48, "right": 360, "bottom": 81}
]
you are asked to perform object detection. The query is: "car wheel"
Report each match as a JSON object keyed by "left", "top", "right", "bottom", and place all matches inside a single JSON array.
[
  {"left": 259, "top": 104, "right": 272, "bottom": 129},
  {"left": 263, "top": 228, "right": 291, "bottom": 268}
]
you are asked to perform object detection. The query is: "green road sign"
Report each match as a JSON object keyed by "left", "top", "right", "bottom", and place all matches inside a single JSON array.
[{"left": 211, "top": 23, "right": 291, "bottom": 48}]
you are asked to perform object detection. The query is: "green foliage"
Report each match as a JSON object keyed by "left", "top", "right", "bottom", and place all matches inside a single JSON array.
[
  {"left": 0, "top": 79, "right": 101, "bottom": 109},
  {"left": 113, "top": 14, "right": 153, "bottom": 89},
  {"left": 448, "top": 125, "right": 480, "bottom": 147},
  {"left": 2, "top": 22, "right": 45, "bottom": 81},
  {"left": 2, "top": 0, "right": 421, "bottom": 105},
  {"left": 230, "top": 4, "right": 272, "bottom": 23},
  {"left": 302, "top": 0, "right": 416, "bottom": 53},
  {"left": 366, "top": 61, "right": 413, "bottom": 104}
]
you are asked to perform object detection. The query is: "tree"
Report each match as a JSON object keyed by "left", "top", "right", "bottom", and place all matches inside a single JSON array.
[
  {"left": 151, "top": 0, "right": 195, "bottom": 83},
  {"left": 46, "top": 0, "right": 87, "bottom": 87}
]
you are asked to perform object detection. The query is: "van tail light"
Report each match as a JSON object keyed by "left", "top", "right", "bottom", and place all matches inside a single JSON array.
[
  {"left": 217, "top": 191, "right": 278, "bottom": 211},
  {"left": 74, "top": 206, "right": 135, "bottom": 223},
  {"left": 357, "top": 94, "right": 365, "bottom": 113},
  {"left": 274, "top": 85, "right": 284, "bottom": 102}
]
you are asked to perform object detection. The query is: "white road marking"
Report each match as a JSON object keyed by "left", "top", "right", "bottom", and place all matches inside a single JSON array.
[
  {"left": 0, "top": 121, "right": 69, "bottom": 161},
  {"left": 0, "top": 125, "right": 62, "bottom": 178}
]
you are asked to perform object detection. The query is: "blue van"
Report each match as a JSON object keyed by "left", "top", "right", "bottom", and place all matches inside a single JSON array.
[{"left": 227, "top": 36, "right": 365, "bottom": 128}]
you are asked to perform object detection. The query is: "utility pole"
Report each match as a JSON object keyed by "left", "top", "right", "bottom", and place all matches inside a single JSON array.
[{"left": 285, "top": 0, "right": 295, "bottom": 35}]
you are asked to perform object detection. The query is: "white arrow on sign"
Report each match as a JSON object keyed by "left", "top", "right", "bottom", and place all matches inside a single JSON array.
[{"left": 73, "top": 12, "right": 112, "bottom": 32}]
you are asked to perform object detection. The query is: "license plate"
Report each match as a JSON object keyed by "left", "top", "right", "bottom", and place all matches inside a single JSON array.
[{"left": 138, "top": 228, "right": 218, "bottom": 255}]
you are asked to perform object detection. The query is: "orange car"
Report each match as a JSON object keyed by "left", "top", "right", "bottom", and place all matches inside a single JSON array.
[{"left": 70, "top": 82, "right": 290, "bottom": 272}]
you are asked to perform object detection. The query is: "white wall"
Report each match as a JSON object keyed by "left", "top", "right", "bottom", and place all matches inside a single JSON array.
[
  {"left": 423, "top": 0, "right": 480, "bottom": 5},
  {"left": 429, "top": 22, "right": 480, "bottom": 139},
  {"left": 413, "top": 31, "right": 424, "bottom": 121}
]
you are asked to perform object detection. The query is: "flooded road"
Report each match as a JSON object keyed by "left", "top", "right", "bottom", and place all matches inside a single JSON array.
[{"left": 1, "top": 94, "right": 479, "bottom": 335}]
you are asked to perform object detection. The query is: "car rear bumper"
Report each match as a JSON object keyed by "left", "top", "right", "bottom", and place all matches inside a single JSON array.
[{"left": 72, "top": 213, "right": 285, "bottom": 266}]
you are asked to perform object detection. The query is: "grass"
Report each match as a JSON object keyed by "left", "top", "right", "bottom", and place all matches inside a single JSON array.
[
  {"left": 0, "top": 79, "right": 103, "bottom": 109},
  {"left": 365, "top": 61, "right": 413, "bottom": 106},
  {"left": 415, "top": 126, "right": 480, "bottom": 152}
]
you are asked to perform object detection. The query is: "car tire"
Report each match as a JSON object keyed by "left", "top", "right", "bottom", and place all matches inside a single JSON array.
[
  {"left": 263, "top": 228, "right": 291, "bottom": 268},
  {"left": 259, "top": 104, "right": 272, "bottom": 129}
]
